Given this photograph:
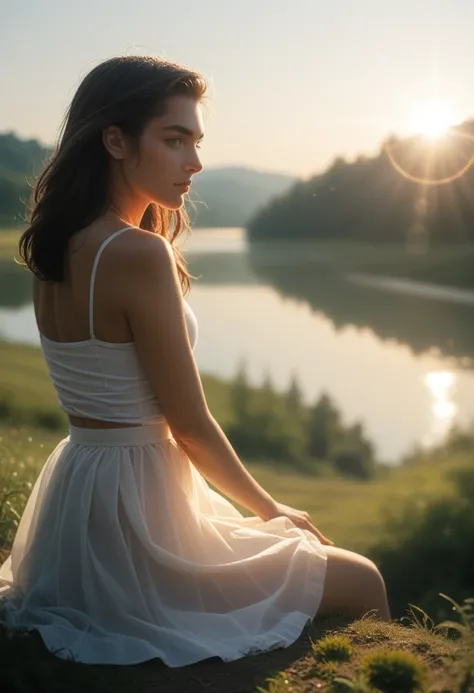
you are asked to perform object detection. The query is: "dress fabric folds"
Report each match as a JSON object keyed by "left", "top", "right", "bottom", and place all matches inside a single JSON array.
[{"left": 0, "top": 421, "right": 328, "bottom": 666}]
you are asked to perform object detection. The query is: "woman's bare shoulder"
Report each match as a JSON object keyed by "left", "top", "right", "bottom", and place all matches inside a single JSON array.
[
  {"left": 110, "top": 227, "right": 172, "bottom": 259},
  {"left": 105, "top": 229, "right": 177, "bottom": 298},
  {"left": 71, "top": 220, "right": 171, "bottom": 256},
  {"left": 89, "top": 226, "right": 173, "bottom": 276}
]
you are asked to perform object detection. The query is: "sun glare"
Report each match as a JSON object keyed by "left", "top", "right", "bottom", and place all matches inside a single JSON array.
[{"left": 411, "top": 102, "right": 456, "bottom": 139}]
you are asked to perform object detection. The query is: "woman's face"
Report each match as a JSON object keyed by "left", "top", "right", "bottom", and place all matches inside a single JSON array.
[{"left": 112, "top": 95, "right": 204, "bottom": 211}]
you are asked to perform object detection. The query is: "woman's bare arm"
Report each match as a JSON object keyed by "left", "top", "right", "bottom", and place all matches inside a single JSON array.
[{"left": 119, "top": 230, "right": 277, "bottom": 520}]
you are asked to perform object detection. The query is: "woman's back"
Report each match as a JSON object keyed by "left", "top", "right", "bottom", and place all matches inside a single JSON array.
[
  {"left": 35, "top": 222, "right": 198, "bottom": 425},
  {"left": 35, "top": 221, "right": 148, "bottom": 345}
]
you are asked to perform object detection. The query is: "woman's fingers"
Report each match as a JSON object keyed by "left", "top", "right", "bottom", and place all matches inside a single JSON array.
[
  {"left": 305, "top": 519, "right": 334, "bottom": 545},
  {"left": 284, "top": 507, "right": 335, "bottom": 546}
]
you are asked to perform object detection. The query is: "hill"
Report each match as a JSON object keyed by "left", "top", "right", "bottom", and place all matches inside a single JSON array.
[
  {"left": 187, "top": 166, "right": 297, "bottom": 227},
  {"left": 0, "top": 132, "right": 297, "bottom": 228},
  {"left": 247, "top": 119, "right": 474, "bottom": 245}
]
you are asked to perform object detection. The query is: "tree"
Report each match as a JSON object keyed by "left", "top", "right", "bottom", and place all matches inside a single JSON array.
[
  {"left": 285, "top": 372, "right": 304, "bottom": 414},
  {"left": 307, "top": 392, "right": 342, "bottom": 461}
]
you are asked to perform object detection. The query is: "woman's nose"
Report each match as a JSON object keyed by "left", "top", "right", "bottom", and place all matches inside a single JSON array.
[{"left": 186, "top": 150, "right": 203, "bottom": 174}]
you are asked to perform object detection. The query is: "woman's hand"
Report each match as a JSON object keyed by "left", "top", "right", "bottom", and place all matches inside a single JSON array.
[{"left": 264, "top": 501, "right": 334, "bottom": 546}]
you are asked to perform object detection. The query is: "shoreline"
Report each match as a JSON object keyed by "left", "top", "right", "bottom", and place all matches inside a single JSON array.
[{"left": 344, "top": 272, "right": 474, "bottom": 306}]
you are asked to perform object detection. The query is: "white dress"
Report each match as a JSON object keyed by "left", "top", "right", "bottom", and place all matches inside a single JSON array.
[{"left": 0, "top": 226, "right": 328, "bottom": 666}]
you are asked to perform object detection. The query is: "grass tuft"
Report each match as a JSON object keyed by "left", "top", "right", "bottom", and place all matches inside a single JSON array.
[
  {"left": 312, "top": 634, "right": 354, "bottom": 663},
  {"left": 360, "top": 649, "right": 427, "bottom": 693}
]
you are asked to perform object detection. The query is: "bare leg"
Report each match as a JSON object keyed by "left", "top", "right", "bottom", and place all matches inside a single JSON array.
[{"left": 316, "top": 545, "right": 391, "bottom": 621}]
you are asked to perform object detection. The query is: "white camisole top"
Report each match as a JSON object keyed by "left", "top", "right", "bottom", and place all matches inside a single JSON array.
[{"left": 39, "top": 226, "right": 198, "bottom": 424}]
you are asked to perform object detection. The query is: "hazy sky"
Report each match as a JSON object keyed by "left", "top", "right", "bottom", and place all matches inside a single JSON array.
[{"left": 1, "top": 0, "right": 473, "bottom": 177}]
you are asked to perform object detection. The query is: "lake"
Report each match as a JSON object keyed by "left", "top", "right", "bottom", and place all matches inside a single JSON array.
[{"left": 1, "top": 227, "right": 474, "bottom": 465}]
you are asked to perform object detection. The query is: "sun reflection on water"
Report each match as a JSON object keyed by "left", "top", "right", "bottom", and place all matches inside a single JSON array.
[{"left": 422, "top": 370, "right": 458, "bottom": 447}]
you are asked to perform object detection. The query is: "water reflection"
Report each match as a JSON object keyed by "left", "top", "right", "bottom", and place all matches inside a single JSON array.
[
  {"left": 422, "top": 370, "right": 458, "bottom": 448},
  {"left": 244, "top": 253, "right": 474, "bottom": 368}
]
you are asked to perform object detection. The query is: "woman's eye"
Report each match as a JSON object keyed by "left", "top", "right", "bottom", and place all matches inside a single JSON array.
[{"left": 166, "top": 138, "right": 183, "bottom": 147}]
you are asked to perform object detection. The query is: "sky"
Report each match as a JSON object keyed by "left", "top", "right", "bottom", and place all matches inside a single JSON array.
[{"left": 1, "top": 0, "right": 474, "bottom": 178}]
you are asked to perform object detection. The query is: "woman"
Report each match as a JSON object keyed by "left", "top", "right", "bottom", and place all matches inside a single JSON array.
[{"left": 0, "top": 55, "right": 390, "bottom": 667}]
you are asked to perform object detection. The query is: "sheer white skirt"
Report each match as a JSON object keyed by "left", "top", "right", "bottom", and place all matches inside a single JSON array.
[{"left": 0, "top": 422, "right": 328, "bottom": 666}]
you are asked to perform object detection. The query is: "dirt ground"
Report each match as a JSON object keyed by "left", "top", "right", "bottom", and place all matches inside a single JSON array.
[
  {"left": 0, "top": 614, "right": 350, "bottom": 693},
  {"left": 0, "top": 546, "right": 349, "bottom": 692}
]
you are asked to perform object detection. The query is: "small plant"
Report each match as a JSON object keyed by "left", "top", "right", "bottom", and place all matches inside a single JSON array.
[
  {"left": 434, "top": 594, "right": 474, "bottom": 641},
  {"left": 257, "top": 671, "right": 294, "bottom": 693},
  {"left": 403, "top": 603, "right": 436, "bottom": 633},
  {"left": 360, "top": 649, "right": 427, "bottom": 693},
  {"left": 313, "top": 634, "right": 354, "bottom": 663},
  {"left": 318, "top": 661, "right": 339, "bottom": 682},
  {"left": 332, "top": 674, "right": 373, "bottom": 692},
  {"left": 434, "top": 595, "right": 474, "bottom": 691},
  {"left": 0, "top": 442, "right": 31, "bottom": 547}
]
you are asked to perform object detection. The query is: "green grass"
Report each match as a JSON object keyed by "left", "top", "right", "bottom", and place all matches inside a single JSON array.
[
  {"left": 0, "top": 228, "right": 22, "bottom": 262},
  {"left": 0, "top": 341, "right": 61, "bottom": 411},
  {"left": 241, "top": 450, "right": 472, "bottom": 554}
]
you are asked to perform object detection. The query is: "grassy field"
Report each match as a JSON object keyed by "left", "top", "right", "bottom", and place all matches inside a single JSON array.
[
  {"left": 0, "top": 341, "right": 61, "bottom": 411},
  {"left": 0, "top": 340, "right": 473, "bottom": 691},
  {"left": 0, "top": 228, "right": 22, "bottom": 262}
]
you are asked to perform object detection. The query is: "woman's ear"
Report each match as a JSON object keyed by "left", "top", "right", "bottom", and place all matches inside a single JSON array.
[{"left": 102, "top": 125, "right": 127, "bottom": 160}]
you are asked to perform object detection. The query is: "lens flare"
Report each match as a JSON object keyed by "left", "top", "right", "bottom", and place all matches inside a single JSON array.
[{"left": 411, "top": 102, "right": 456, "bottom": 139}]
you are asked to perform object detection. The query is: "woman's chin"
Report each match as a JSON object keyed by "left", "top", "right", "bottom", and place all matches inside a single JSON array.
[{"left": 158, "top": 196, "right": 186, "bottom": 211}]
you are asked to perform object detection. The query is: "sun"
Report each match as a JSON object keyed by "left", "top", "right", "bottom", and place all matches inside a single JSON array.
[{"left": 411, "top": 102, "right": 456, "bottom": 139}]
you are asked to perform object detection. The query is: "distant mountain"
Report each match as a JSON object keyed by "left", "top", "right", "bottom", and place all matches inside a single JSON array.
[
  {"left": 0, "top": 132, "right": 298, "bottom": 228},
  {"left": 187, "top": 167, "right": 298, "bottom": 227}
]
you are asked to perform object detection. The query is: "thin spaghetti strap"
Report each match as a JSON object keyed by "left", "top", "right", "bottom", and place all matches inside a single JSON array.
[{"left": 89, "top": 226, "right": 135, "bottom": 338}]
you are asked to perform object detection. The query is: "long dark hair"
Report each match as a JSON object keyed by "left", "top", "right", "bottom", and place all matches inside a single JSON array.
[{"left": 19, "top": 55, "right": 207, "bottom": 293}]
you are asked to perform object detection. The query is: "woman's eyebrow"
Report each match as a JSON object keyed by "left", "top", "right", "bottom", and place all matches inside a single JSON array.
[{"left": 162, "top": 124, "right": 204, "bottom": 140}]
